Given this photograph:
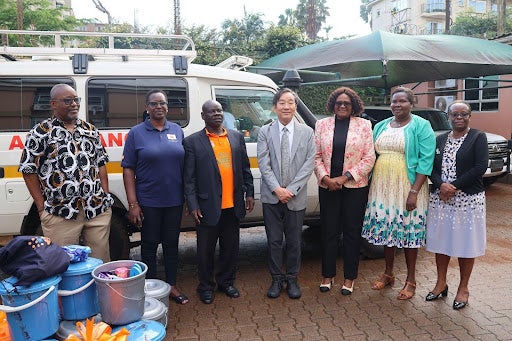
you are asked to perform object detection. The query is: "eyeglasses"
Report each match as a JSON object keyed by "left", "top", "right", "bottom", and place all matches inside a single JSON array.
[
  {"left": 449, "top": 112, "right": 470, "bottom": 119},
  {"left": 335, "top": 101, "right": 352, "bottom": 107},
  {"left": 147, "top": 101, "right": 168, "bottom": 108},
  {"left": 54, "top": 97, "right": 81, "bottom": 105}
]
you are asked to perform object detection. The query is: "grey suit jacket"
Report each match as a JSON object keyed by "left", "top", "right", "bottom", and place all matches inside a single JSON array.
[{"left": 257, "top": 120, "right": 315, "bottom": 211}]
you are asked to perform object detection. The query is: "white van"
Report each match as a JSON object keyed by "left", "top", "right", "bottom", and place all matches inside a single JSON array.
[{"left": 0, "top": 30, "right": 320, "bottom": 259}]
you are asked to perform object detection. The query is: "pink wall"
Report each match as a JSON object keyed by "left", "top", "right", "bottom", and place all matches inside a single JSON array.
[{"left": 401, "top": 76, "right": 512, "bottom": 140}]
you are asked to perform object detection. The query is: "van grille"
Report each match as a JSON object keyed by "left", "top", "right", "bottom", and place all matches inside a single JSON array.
[{"left": 488, "top": 141, "right": 509, "bottom": 159}]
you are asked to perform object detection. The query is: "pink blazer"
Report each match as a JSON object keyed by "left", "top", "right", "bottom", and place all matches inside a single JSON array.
[{"left": 314, "top": 116, "right": 375, "bottom": 188}]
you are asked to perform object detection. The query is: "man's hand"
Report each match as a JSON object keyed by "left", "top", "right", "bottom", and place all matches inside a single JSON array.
[
  {"left": 274, "top": 187, "right": 294, "bottom": 203},
  {"left": 245, "top": 197, "right": 255, "bottom": 213},
  {"left": 191, "top": 208, "right": 203, "bottom": 224}
]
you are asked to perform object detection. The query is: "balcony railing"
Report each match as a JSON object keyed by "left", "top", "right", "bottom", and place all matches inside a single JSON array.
[{"left": 421, "top": 2, "right": 446, "bottom": 14}]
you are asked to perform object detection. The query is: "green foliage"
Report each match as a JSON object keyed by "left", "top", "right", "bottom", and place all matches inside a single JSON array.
[
  {"left": 264, "top": 25, "right": 305, "bottom": 57},
  {"left": 0, "top": 0, "right": 80, "bottom": 43},
  {"left": 183, "top": 25, "right": 229, "bottom": 65},
  {"left": 451, "top": 11, "right": 511, "bottom": 38},
  {"left": 295, "top": 0, "right": 329, "bottom": 41},
  {"left": 298, "top": 85, "right": 382, "bottom": 117},
  {"left": 360, "top": 0, "right": 371, "bottom": 23}
]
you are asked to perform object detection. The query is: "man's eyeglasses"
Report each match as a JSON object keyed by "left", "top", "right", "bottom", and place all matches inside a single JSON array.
[
  {"left": 335, "top": 101, "right": 352, "bottom": 107},
  {"left": 54, "top": 97, "right": 81, "bottom": 105},
  {"left": 449, "top": 112, "right": 470, "bottom": 119},
  {"left": 147, "top": 101, "right": 168, "bottom": 108}
]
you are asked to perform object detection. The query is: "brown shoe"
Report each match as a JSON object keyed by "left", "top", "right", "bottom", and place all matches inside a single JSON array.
[
  {"left": 397, "top": 281, "right": 416, "bottom": 300},
  {"left": 371, "top": 273, "right": 395, "bottom": 290}
]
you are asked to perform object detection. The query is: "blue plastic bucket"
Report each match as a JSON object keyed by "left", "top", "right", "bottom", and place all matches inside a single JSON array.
[
  {"left": 112, "top": 320, "right": 166, "bottom": 341},
  {"left": 0, "top": 275, "right": 61, "bottom": 341},
  {"left": 92, "top": 260, "right": 147, "bottom": 325},
  {"left": 58, "top": 257, "right": 103, "bottom": 320}
]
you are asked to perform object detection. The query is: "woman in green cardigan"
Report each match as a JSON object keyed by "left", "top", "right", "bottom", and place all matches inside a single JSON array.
[{"left": 362, "top": 87, "right": 436, "bottom": 300}]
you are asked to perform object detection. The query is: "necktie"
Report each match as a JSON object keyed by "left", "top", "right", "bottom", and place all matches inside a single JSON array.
[{"left": 281, "top": 127, "right": 290, "bottom": 187}]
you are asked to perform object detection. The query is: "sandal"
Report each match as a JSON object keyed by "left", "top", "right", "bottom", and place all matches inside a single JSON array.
[
  {"left": 371, "top": 273, "right": 395, "bottom": 290},
  {"left": 397, "top": 281, "right": 416, "bottom": 300},
  {"left": 170, "top": 293, "right": 189, "bottom": 305}
]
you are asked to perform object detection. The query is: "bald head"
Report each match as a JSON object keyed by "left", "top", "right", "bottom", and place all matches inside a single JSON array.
[{"left": 50, "top": 83, "right": 75, "bottom": 100}]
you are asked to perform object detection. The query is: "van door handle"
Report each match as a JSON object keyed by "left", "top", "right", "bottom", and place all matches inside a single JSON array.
[{"left": 0, "top": 167, "right": 4, "bottom": 178}]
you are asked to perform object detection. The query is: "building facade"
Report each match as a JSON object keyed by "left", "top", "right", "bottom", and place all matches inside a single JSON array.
[{"left": 366, "top": 0, "right": 512, "bottom": 139}]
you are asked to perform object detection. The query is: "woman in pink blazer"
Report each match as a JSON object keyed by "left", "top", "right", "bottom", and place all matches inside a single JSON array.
[{"left": 314, "top": 87, "right": 376, "bottom": 295}]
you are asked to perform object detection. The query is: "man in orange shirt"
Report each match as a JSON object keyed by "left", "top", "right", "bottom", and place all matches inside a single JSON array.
[{"left": 184, "top": 100, "right": 254, "bottom": 304}]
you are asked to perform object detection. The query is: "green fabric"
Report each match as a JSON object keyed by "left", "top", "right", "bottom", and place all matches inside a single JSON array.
[
  {"left": 255, "top": 30, "right": 512, "bottom": 88},
  {"left": 372, "top": 115, "right": 436, "bottom": 184}
]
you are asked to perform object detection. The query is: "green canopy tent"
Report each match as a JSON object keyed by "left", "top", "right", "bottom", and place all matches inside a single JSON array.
[{"left": 252, "top": 30, "right": 512, "bottom": 89}]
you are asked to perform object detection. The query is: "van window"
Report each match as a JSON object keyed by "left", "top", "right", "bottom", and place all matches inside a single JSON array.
[
  {"left": 214, "top": 88, "right": 275, "bottom": 142},
  {"left": 0, "top": 78, "right": 74, "bottom": 132},
  {"left": 87, "top": 77, "right": 188, "bottom": 129}
]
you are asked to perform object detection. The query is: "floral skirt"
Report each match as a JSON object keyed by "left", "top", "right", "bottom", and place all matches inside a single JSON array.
[
  {"left": 361, "top": 152, "right": 429, "bottom": 248},
  {"left": 426, "top": 190, "right": 486, "bottom": 258}
]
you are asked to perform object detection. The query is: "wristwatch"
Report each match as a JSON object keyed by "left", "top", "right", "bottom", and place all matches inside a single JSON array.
[{"left": 344, "top": 171, "right": 353, "bottom": 180}]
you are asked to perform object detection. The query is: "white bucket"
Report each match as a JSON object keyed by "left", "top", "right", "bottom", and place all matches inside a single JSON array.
[
  {"left": 144, "top": 279, "right": 171, "bottom": 308},
  {"left": 142, "top": 297, "right": 167, "bottom": 328}
]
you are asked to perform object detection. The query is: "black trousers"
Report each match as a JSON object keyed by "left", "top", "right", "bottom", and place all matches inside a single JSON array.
[
  {"left": 263, "top": 202, "right": 305, "bottom": 279},
  {"left": 140, "top": 205, "right": 183, "bottom": 285},
  {"left": 196, "top": 208, "right": 239, "bottom": 292},
  {"left": 319, "top": 186, "right": 369, "bottom": 280}
]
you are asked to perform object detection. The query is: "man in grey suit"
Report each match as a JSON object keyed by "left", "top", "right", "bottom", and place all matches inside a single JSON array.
[
  {"left": 257, "top": 88, "right": 315, "bottom": 299},
  {"left": 184, "top": 100, "right": 254, "bottom": 304}
]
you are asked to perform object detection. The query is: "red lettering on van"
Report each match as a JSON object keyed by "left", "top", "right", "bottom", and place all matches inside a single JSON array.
[
  {"left": 100, "top": 132, "right": 128, "bottom": 147},
  {"left": 9, "top": 135, "right": 25, "bottom": 150}
]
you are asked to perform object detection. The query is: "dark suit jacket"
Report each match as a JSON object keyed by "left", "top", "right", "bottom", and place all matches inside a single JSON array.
[
  {"left": 183, "top": 128, "right": 254, "bottom": 226},
  {"left": 430, "top": 128, "right": 488, "bottom": 194}
]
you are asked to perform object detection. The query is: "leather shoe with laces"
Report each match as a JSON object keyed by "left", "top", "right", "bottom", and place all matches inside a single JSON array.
[
  {"left": 267, "top": 277, "right": 283, "bottom": 298},
  {"left": 218, "top": 285, "right": 240, "bottom": 298},
  {"left": 286, "top": 278, "right": 302, "bottom": 299},
  {"left": 199, "top": 290, "right": 214, "bottom": 304}
]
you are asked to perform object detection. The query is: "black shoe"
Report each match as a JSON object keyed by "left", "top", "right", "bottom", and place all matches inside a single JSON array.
[
  {"left": 218, "top": 285, "right": 240, "bottom": 298},
  {"left": 267, "top": 278, "right": 283, "bottom": 298},
  {"left": 340, "top": 281, "right": 354, "bottom": 296},
  {"left": 453, "top": 300, "right": 468, "bottom": 310},
  {"left": 319, "top": 278, "right": 333, "bottom": 293},
  {"left": 425, "top": 285, "right": 448, "bottom": 301},
  {"left": 286, "top": 278, "right": 301, "bottom": 299},
  {"left": 199, "top": 290, "right": 214, "bottom": 304}
]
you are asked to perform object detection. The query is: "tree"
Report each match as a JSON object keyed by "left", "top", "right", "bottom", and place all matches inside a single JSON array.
[
  {"left": 278, "top": 8, "right": 296, "bottom": 26},
  {"left": 221, "top": 10, "right": 266, "bottom": 60},
  {"left": 0, "top": 0, "right": 80, "bottom": 31},
  {"left": 295, "top": 0, "right": 329, "bottom": 41},
  {"left": 359, "top": 0, "right": 371, "bottom": 24},
  {"left": 451, "top": 10, "right": 512, "bottom": 38},
  {"left": 264, "top": 25, "right": 304, "bottom": 58},
  {"left": 183, "top": 25, "right": 228, "bottom": 65}
]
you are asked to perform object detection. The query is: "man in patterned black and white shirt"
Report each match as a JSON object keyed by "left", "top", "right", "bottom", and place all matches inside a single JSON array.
[{"left": 19, "top": 84, "right": 114, "bottom": 262}]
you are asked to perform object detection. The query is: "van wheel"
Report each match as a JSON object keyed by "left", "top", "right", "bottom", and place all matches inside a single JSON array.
[
  {"left": 360, "top": 238, "right": 384, "bottom": 259},
  {"left": 109, "top": 212, "right": 130, "bottom": 260}
]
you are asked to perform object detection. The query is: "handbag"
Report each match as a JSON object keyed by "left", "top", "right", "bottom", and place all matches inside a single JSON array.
[{"left": 0, "top": 236, "right": 70, "bottom": 286}]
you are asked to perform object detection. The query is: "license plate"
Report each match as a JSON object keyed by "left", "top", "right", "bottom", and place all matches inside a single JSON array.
[{"left": 490, "top": 159, "right": 504, "bottom": 172}]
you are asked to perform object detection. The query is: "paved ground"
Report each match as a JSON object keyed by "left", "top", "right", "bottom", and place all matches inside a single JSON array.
[{"left": 156, "top": 182, "right": 512, "bottom": 340}]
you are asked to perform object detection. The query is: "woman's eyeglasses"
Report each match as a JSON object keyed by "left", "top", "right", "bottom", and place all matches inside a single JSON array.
[
  {"left": 147, "top": 101, "right": 168, "bottom": 108},
  {"left": 449, "top": 112, "right": 470, "bottom": 118},
  {"left": 335, "top": 101, "right": 352, "bottom": 107}
]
